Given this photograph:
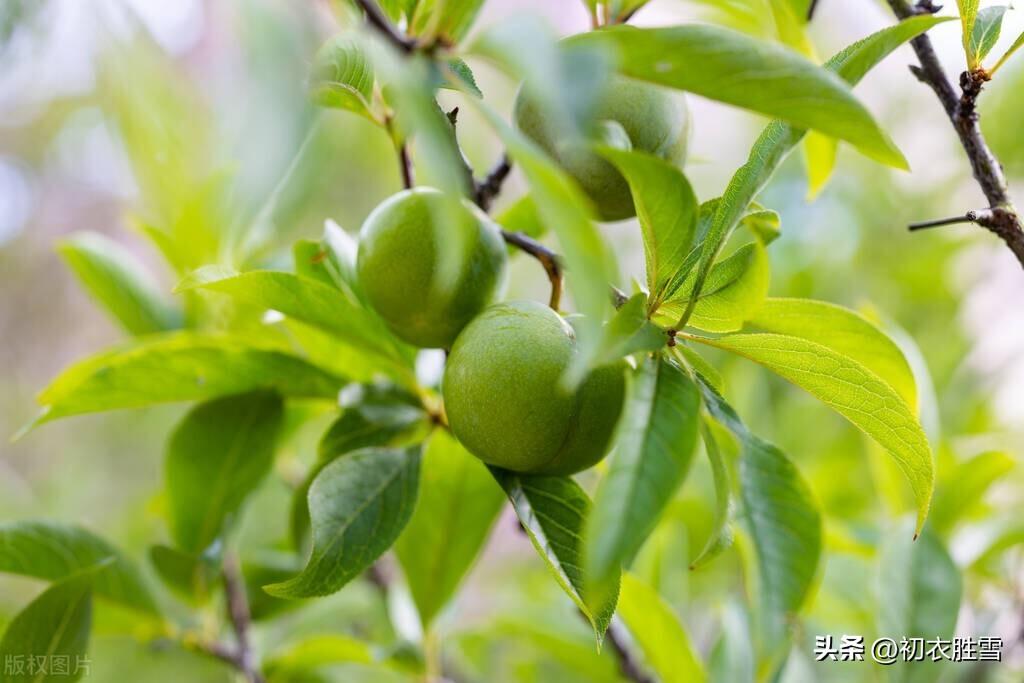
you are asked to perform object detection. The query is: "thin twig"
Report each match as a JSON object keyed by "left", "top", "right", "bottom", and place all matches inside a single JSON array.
[
  {"left": 807, "top": 0, "right": 821, "bottom": 20},
  {"left": 887, "top": 0, "right": 1024, "bottom": 267},
  {"left": 474, "top": 155, "right": 512, "bottom": 212},
  {"left": 222, "top": 554, "right": 264, "bottom": 683},
  {"left": 354, "top": 0, "right": 417, "bottom": 52},
  {"left": 908, "top": 212, "right": 978, "bottom": 231},
  {"left": 501, "top": 230, "right": 564, "bottom": 310},
  {"left": 606, "top": 621, "right": 655, "bottom": 683}
]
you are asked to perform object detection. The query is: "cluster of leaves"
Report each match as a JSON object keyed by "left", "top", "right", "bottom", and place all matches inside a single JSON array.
[{"left": 5, "top": 1, "right": 1021, "bottom": 681}]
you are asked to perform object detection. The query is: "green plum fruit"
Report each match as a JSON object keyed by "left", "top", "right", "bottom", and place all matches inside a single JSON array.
[
  {"left": 357, "top": 187, "right": 508, "bottom": 348},
  {"left": 514, "top": 76, "right": 689, "bottom": 222},
  {"left": 443, "top": 300, "right": 626, "bottom": 475}
]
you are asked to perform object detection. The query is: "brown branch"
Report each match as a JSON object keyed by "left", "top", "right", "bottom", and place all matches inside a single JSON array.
[
  {"left": 353, "top": 0, "right": 416, "bottom": 53},
  {"left": 222, "top": 554, "right": 264, "bottom": 683},
  {"left": 500, "top": 230, "right": 563, "bottom": 310},
  {"left": 887, "top": 0, "right": 1024, "bottom": 267},
  {"left": 474, "top": 155, "right": 512, "bottom": 212}
]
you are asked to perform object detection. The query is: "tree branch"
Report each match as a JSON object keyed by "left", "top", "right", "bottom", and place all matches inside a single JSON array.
[
  {"left": 474, "top": 154, "right": 512, "bottom": 212},
  {"left": 500, "top": 229, "right": 564, "bottom": 310},
  {"left": 887, "top": 0, "right": 1024, "bottom": 267},
  {"left": 353, "top": 0, "right": 417, "bottom": 53},
  {"left": 222, "top": 554, "right": 264, "bottom": 683}
]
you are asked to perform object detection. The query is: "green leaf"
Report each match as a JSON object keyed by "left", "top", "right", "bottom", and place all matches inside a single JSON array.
[
  {"left": 690, "top": 332, "right": 934, "bottom": 534},
  {"left": 749, "top": 298, "right": 917, "bottom": 411},
  {"left": 957, "top": 0, "right": 981, "bottom": 65},
  {"left": 594, "top": 293, "right": 666, "bottom": 365},
  {"left": 394, "top": 430, "right": 504, "bottom": 627},
  {"left": 570, "top": 25, "right": 906, "bottom": 167},
  {"left": 491, "top": 470, "right": 618, "bottom": 644},
  {"left": 264, "top": 635, "right": 376, "bottom": 679},
  {"left": 495, "top": 195, "right": 546, "bottom": 239},
  {"left": 877, "top": 522, "right": 962, "bottom": 683},
  {"left": 148, "top": 544, "right": 220, "bottom": 604},
  {"left": 678, "top": 15, "right": 951, "bottom": 330},
  {"left": 708, "top": 602, "right": 755, "bottom": 683},
  {"left": 57, "top": 232, "right": 181, "bottom": 336},
  {"left": 930, "top": 450, "right": 1014, "bottom": 533},
  {"left": 698, "top": 378, "right": 822, "bottom": 624},
  {"left": 597, "top": 148, "right": 698, "bottom": 307},
  {"left": 444, "top": 58, "right": 482, "bottom": 97},
  {"left": 992, "top": 30, "right": 1024, "bottom": 72},
  {"left": 585, "top": 356, "right": 700, "bottom": 608},
  {"left": 310, "top": 35, "right": 377, "bottom": 122},
  {"left": 617, "top": 572, "right": 706, "bottom": 683},
  {"left": 242, "top": 554, "right": 305, "bottom": 621},
  {"left": 165, "top": 391, "right": 285, "bottom": 554},
  {"left": 802, "top": 130, "right": 838, "bottom": 199},
  {"left": 690, "top": 423, "right": 733, "bottom": 570},
  {"left": 410, "top": 0, "right": 486, "bottom": 44},
  {"left": 0, "top": 573, "right": 93, "bottom": 683},
  {"left": 0, "top": 521, "right": 158, "bottom": 615},
  {"left": 178, "top": 269, "right": 409, "bottom": 368},
  {"left": 29, "top": 333, "right": 343, "bottom": 428},
  {"left": 266, "top": 446, "right": 421, "bottom": 598},
  {"left": 968, "top": 5, "right": 1007, "bottom": 66}
]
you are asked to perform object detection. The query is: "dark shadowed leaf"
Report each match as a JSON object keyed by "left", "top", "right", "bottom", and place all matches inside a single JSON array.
[
  {"left": 266, "top": 446, "right": 421, "bottom": 598},
  {"left": 0, "top": 521, "right": 158, "bottom": 615},
  {"left": 491, "top": 469, "right": 618, "bottom": 644},
  {"left": 585, "top": 356, "right": 700, "bottom": 608},
  {"left": 149, "top": 544, "right": 220, "bottom": 605},
  {"left": 690, "top": 423, "right": 734, "bottom": 570},
  {"left": 0, "top": 573, "right": 93, "bottom": 683},
  {"left": 165, "top": 391, "right": 285, "bottom": 554},
  {"left": 395, "top": 430, "right": 504, "bottom": 627}
]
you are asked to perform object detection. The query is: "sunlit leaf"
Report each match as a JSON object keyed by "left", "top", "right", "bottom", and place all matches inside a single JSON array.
[
  {"left": 691, "top": 332, "right": 933, "bottom": 534},
  {"left": 165, "top": 391, "right": 284, "bottom": 554},
  {"left": 968, "top": 5, "right": 1007, "bottom": 67},
  {"left": 585, "top": 356, "right": 700, "bottom": 608},
  {"left": 57, "top": 232, "right": 181, "bottom": 336},
  {"left": 492, "top": 470, "right": 618, "bottom": 644},
  {"left": 29, "top": 333, "right": 343, "bottom": 428},
  {"left": 930, "top": 451, "right": 1014, "bottom": 533},
  {"left": 0, "top": 521, "right": 158, "bottom": 615},
  {"left": 957, "top": 0, "right": 982, "bottom": 65},
  {"left": 310, "top": 34, "right": 378, "bottom": 122},
  {"left": 266, "top": 446, "right": 421, "bottom": 598},
  {"left": 394, "top": 430, "right": 504, "bottom": 627},
  {"left": 802, "top": 130, "right": 838, "bottom": 199},
  {"left": 410, "top": 0, "right": 485, "bottom": 44},
  {"left": 617, "top": 572, "right": 706, "bottom": 683}
]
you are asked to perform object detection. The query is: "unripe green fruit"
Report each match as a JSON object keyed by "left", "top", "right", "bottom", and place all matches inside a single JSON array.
[
  {"left": 357, "top": 187, "right": 508, "bottom": 349},
  {"left": 514, "top": 77, "right": 689, "bottom": 222},
  {"left": 443, "top": 300, "right": 626, "bottom": 475}
]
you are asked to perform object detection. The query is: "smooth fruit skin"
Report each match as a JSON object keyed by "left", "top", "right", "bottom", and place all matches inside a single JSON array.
[
  {"left": 357, "top": 187, "right": 507, "bottom": 349},
  {"left": 514, "top": 76, "right": 689, "bottom": 222},
  {"left": 443, "top": 300, "right": 626, "bottom": 475}
]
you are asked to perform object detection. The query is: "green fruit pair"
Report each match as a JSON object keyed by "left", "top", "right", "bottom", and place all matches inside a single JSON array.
[
  {"left": 514, "top": 76, "right": 689, "bottom": 222},
  {"left": 357, "top": 187, "right": 507, "bottom": 349},
  {"left": 443, "top": 301, "right": 626, "bottom": 475}
]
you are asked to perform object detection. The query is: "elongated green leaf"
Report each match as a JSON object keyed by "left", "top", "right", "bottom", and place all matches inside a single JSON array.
[
  {"left": 992, "top": 30, "right": 1024, "bottom": 72},
  {"left": 410, "top": 0, "right": 485, "bottom": 44},
  {"left": 472, "top": 101, "right": 617, "bottom": 383},
  {"left": 697, "top": 377, "right": 822, "bottom": 624},
  {"left": 681, "top": 16, "right": 951, "bottom": 330},
  {"left": 709, "top": 602, "right": 755, "bottom": 683},
  {"left": 395, "top": 430, "right": 504, "bottom": 627},
  {"left": 598, "top": 148, "right": 698, "bottom": 307},
  {"left": 690, "top": 423, "right": 733, "bottom": 569},
  {"left": 594, "top": 293, "right": 667, "bottom": 366},
  {"left": 310, "top": 35, "right": 377, "bottom": 121},
  {"left": 802, "top": 130, "right": 838, "bottom": 199},
  {"left": 0, "top": 574, "right": 93, "bottom": 683},
  {"left": 749, "top": 298, "right": 917, "bottom": 411},
  {"left": 148, "top": 544, "right": 220, "bottom": 605},
  {"left": 179, "top": 269, "right": 408, "bottom": 366},
  {"left": 968, "top": 6, "right": 1007, "bottom": 66},
  {"left": 0, "top": 521, "right": 158, "bottom": 615},
  {"left": 877, "top": 522, "right": 962, "bottom": 683},
  {"left": 691, "top": 332, "right": 934, "bottom": 534},
  {"left": 29, "top": 333, "right": 343, "bottom": 427},
  {"left": 263, "top": 635, "right": 376, "bottom": 679},
  {"left": 57, "top": 232, "right": 181, "bottom": 336},
  {"left": 571, "top": 25, "right": 905, "bottom": 167},
  {"left": 585, "top": 356, "right": 700, "bottom": 608},
  {"left": 958, "top": 0, "right": 981, "bottom": 63},
  {"left": 618, "top": 572, "right": 706, "bottom": 683},
  {"left": 930, "top": 450, "right": 1014, "bottom": 533},
  {"left": 266, "top": 446, "right": 421, "bottom": 598},
  {"left": 495, "top": 195, "right": 546, "bottom": 239},
  {"left": 165, "top": 391, "right": 284, "bottom": 554},
  {"left": 492, "top": 470, "right": 618, "bottom": 643}
]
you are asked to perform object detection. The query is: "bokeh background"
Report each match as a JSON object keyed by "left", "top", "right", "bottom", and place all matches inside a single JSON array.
[{"left": 1, "top": 0, "right": 1022, "bottom": 681}]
